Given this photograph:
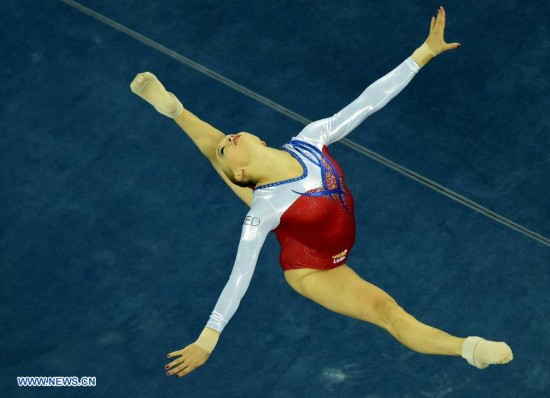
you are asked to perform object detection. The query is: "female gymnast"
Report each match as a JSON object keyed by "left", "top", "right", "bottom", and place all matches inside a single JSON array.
[{"left": 131, "top": 7, "right": 513, "bottom": 378}]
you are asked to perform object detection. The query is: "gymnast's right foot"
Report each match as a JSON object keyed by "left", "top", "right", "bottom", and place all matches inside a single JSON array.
[
  {"left": 130, "top": 72, "right": 183, "bottom": 118},
  {"left": 461, "top": 336, "right": 513, "bottom": 369}
]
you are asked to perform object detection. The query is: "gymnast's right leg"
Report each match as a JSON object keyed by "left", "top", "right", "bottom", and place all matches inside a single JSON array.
[{"left": 284, "top": 265, "right": 513, "bottom": 369}]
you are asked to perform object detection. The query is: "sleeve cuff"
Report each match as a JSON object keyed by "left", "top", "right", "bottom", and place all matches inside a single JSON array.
[{"left": 406, "top": 56, "right": 423, "bottom": 72}]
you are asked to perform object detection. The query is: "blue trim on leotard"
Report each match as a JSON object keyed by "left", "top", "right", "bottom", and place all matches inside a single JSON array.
[{"left": 286, "top": 140, "right": 348, "bottom": 211}]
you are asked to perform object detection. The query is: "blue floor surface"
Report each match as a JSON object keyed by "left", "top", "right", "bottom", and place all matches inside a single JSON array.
[{"left": 1, "top": 1, "right": 549, "bottom": 397}]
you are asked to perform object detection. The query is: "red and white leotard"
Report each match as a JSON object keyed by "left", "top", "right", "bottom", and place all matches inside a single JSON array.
[{"left": 206, "top": 57, "right": 421, "bottom": 333}]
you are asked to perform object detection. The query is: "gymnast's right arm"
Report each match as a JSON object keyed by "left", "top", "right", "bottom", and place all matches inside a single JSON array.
[
  {"left": 165, "top": 199, "right": 279, "bottom": 378},
  {"left": 130, "top": 73, "right": 254, "bottom": 206}
]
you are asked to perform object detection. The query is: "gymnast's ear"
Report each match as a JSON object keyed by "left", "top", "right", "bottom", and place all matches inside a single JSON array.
[
  {"left": 261, "top": 140, "right": 266, "bottom": 146},
  {"left": 234, "top": 168, "right": 245, "bottom": 182}
]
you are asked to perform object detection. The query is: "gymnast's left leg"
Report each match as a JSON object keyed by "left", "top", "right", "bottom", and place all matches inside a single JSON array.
[{"left": 284, "top": 265, "right": 513, "bottom": 369}]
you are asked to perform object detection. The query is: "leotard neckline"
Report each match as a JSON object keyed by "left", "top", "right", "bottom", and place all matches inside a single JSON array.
[{"left": 254, "top": 146, "right": 308, "bottom": 190}]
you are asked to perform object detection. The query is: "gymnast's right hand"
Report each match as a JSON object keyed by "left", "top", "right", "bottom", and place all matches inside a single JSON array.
[{"left": 165, "top": 343, "right": 210, "bottom": 378}]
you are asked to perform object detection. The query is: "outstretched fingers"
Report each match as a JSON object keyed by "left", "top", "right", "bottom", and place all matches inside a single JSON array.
[
  {"left": 426, "top": 6, "right": 461, "bottom": 55},
  {"left": 165, "top": 349, "right": 185, "bottom": 377},
  {"left": 165, "top": 344, "right": 210, "bottom": 378},
  {"left": 431, "top": 7, "right": 446, "bottom": 39},
  {"left": 165, "top": 348, "right": 197, "bottom": 378},
  {"left": 438, "top": 6, "right": 446, "bottom": 29}
]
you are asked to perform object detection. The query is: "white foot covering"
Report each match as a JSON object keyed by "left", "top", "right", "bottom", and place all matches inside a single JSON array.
[
  {"left": 461, "top": 336, "right": 513, "bottom": 369},
  {"left": 130, "top": 72, "right": 183, "bottom": 118}
]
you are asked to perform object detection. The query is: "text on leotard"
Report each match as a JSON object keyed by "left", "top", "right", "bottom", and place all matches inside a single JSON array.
[{"left": 243, "top": 216, "right": 261, "bottom": 226}]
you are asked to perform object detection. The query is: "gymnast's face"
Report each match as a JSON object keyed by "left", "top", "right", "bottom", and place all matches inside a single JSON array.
[{"left": 216, "top": 132, "right": 266, "bottom": 182}]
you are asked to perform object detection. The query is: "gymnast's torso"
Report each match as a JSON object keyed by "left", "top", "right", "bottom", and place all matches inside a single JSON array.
[{"left": 252, "top": 137, "right": 356, "bottom": 271}]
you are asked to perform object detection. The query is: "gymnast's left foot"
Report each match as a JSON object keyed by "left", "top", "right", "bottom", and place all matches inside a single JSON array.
[
  {"left": 130, "top": 72, "right": 183, "bottom": 118},
  {"left": 461, "top": 336, "right": 513, "bottom": 369}
]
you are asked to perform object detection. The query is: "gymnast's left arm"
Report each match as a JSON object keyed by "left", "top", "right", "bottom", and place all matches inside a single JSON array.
[
  {"left": 165, "top": 200, "right": 279, "bottom": 378},
  {"left": 298, "top": 6, "right": 460, "bottom": 146}
]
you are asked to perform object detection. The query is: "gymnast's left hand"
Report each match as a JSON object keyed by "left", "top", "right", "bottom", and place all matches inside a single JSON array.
[
  {"left": 424, "top": 6, "right": 461, "bottom": 55},
  {"left": 165, "top": 343, "right": 210, "bottom": 378}
]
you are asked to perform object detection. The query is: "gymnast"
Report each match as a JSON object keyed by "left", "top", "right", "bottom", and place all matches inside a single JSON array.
[{"left": 131, "top": 7, "right": 513, "bottom": 378}]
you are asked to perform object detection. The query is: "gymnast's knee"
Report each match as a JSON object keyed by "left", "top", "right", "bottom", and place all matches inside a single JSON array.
[{"left": 372, "top": 299, "right": 407, "bottom": 332}]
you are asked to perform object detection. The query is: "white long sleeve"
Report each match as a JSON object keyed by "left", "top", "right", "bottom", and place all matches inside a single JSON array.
[
  {"left": 205, "top": 199, "right": 279, "bottom": 333},
  {"left": 297, "top": 57, "right": 421, "bottom": 147}
]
